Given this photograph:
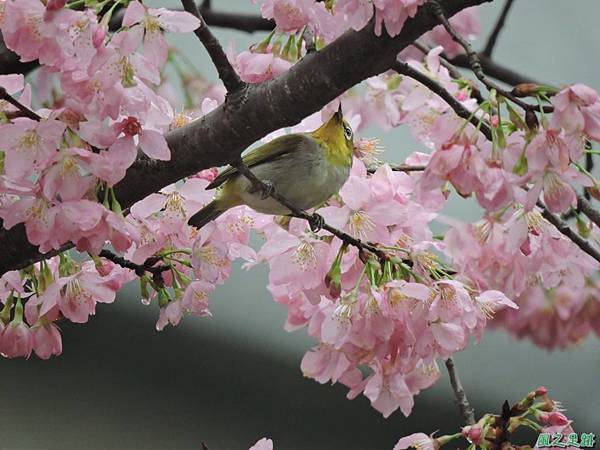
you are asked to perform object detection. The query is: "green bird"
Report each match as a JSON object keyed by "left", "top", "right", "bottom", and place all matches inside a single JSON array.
[{"left": 191, "top": 108, "right": 355, "bottom": 228}]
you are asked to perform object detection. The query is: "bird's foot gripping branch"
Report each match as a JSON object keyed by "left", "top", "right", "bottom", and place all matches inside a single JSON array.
[{"left": 0, "top": 0, "right": 600, "bottom": 447}]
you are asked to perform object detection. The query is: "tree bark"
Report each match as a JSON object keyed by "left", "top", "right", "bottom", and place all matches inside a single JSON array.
[{"left": 0, "top": 0, "right": 493, "bottom": 275}]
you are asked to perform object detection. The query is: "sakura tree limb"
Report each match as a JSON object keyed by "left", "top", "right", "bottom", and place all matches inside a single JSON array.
[
  {"left": 445, "top": 357, "right": 476, "bottom": 425},
  {"left": 180, "top": 0, "right": 245, "bottom": 93},
  {"left": 482, "top": 0, "right": 515, "bottom": 57},
  {"left": 391, "top": 60, "right": 493, "bottom": 140},
  {"left": 538, "top": 201, "right": 600, "bottom": 265},
  {"left": 0, "top": 0, "right": 494, "bottom": 275}
]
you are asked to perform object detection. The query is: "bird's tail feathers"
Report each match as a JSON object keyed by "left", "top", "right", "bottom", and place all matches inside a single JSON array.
[{"left": 189, "top": 200, "right": 225, "bottom": 229}]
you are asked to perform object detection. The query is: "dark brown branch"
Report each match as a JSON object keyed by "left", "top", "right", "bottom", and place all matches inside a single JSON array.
[
  {"left": 199, "top": 3, "right": 273, "bottom": 33},
  {"left": 98, "top": 249, "right": 170, "bottom": 278},
  {"left": 180, "top": 0, "right": 244, "bottom": 93},
  {"left": 576, "top": 195, "right": 600, "bottom": 230},
  {"left": 482, "top": 0, "right": 515, "bottom": 57},
  {"left": 0, "top": 0, "right": 494, "bottom": 275},
  {"left": 445, "top": 357, "right": 476, "bottom": 425},
  {"left": 392, "top": 60, "right": 493, "bottom": 141},
  {"left": 0, "top": 87, "right": 42, "bottom": 121},
  {"left": 430, "top": 1, "right": 552, "bottom": 113},
  {"left": 191, "top": 159, "right": 389, "bottom": 261},
  {"left": 450, "top": 52, "right": 541, "bottom": 86},
  {"left": 538, "top": 201, "right": 600, "bottom": 265}
]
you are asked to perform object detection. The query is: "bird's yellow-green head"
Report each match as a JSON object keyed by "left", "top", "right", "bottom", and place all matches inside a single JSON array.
[{"left": 310, "top": 106, "right": 354, "bottom": 167}]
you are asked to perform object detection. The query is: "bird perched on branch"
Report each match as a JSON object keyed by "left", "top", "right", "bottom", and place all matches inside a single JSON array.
[{"left": 191, "top": 107, "right": 354, "bottom": 228}]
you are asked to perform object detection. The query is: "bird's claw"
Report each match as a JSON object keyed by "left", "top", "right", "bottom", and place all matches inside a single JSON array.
[
  {"left": 260, "top": 180, "right": 274, "bottom": 200},
  {"left": 309, "top": 213, "right": 324, "bottom": 232}
]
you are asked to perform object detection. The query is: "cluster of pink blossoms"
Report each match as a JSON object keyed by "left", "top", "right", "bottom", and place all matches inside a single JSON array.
[
  {"left": 0, "top": 0, "right": 201, "bottom": 357},
  {"left": 252, "top": 157, "right": 516, "bottom": 417},
  {"left": 238, "top": 1, "right": 479, "bottom": 84},
  {"left": 0, "top": 256, "right": 132, "bottom": 359}
]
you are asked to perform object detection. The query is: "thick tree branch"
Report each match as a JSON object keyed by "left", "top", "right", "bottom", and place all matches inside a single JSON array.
[
  {"left": 0, "top": 0, "right": 494, "bottom": 275},
  {"left": 180, "top": 0, "right": 244, "bottom": 92},
  {"left": 482, "top": 0, "right": 515, "bottom": 57},
  {"left": 445, "top": 357, "right": 476, "bottom": 425},
  {"left": 392, "top": 60, "right": 493, "bottom": 141}
]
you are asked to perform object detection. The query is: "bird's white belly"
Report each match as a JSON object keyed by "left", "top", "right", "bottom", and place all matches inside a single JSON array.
[{"left": 233, "top": 149, "right": 350, "bottom": 215}]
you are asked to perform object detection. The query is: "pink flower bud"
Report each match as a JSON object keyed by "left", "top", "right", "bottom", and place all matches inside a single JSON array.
[
  {"left": 93, "top": 24, "right": 107, "bottom": 48},
  {"left": 461, "top": 426, "right": 482, "bottom": 444},
  {"left": 46, "top": 0, "right": 66, "bottom": 11},
  {"left": 0, "top": 321, "right": 33, "bottom": 358},
  {"left": 535, "top": 386, "right": 548, "bottom": 396},
  {"left": 31, "top": 323, "right": 62, "bottom": 360},
  {"left": 546, "top": 412, "right": 569, "bottom": 426}
]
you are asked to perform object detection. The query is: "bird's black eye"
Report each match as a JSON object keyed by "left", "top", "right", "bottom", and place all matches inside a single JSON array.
[{"left": 343, "top": 124, "right": 353, "bottom": 141}]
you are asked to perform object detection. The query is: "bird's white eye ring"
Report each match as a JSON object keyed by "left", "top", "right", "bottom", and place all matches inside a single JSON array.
[{"left": 344, "top": 124, "right": 353, "bottom": 141}]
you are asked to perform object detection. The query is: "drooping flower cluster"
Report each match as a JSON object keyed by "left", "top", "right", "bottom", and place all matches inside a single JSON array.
[{"left": 253, "top": 158, "right": 517, "bottom": 417}]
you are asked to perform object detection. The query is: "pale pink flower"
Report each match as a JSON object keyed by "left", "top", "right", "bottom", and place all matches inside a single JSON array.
[
  {"left": 394, "top": 433, "right": 437, "bottom": 450},
  {"left": 0, "top": 118, "right": 66, "bottom": 180},
  {"left": 426, "top": 7, "right": 480, "bottom": 57},
  {"left": 39, "top": 271, "right": 117, "bottom": 324},
  {"left": 248, "top": 438, "right": 274, "bottom": 450},
  {"left": 551, "top": 83, "right": 600, "bottom": 140},
  {"left": 121, "top": 1, "right": 200, "bottom": 68},
  {"left": 30, "top": 322, "right": 62, "bottom": 359},
  {"left": 234, "top": 50, "right": 293, "bottom": 83},
  {"left": 0, "top": 319, "right": 33, "bottom": 358}
]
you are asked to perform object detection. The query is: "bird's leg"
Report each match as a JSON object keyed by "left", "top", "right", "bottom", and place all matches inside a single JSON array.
[
  {"left": 246, "top": 178, "right": 274, "bottom": 199},
  {"left": 308, "top": 213, "right": 324, "bottom": 232}
]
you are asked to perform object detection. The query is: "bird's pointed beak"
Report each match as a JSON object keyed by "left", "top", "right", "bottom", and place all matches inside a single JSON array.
[{"left": 335, "top": 103, "right": 343, "bottom": 120}]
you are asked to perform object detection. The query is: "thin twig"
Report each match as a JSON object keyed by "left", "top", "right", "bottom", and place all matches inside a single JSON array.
[
  {"left": 576, "top": 195, "right": 600, "bottom": 230},
  {"left": 180, "top": 0, "right": 245, "bottom": 92},
  {"left": 221, "top": 159, "right": 389, "bottom": 261},
  {"left": 482, "top": 0, "right": 515, "bottom": 57},
  {"left": 392, "top": 60, "right": 493, "bottom": 141},
  {"left": 430, "top": 1, "right": 552, "bottom": 113},
  {"left": 537, "top": 201, "right": 600, "bottom": 265},
  {"left": 0, "top": 87, "right": 42, "bottom": 121},
  {"left": 99, "top": 249, "right": 170, "bottom": 283},
  {"left": 445, "top": 357, "right": 476, "bottom": 425}
]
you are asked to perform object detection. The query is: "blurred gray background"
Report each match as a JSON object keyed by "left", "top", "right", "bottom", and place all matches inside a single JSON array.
[{"left": 2, "top": 1, "right": 599, "bottom": 449}]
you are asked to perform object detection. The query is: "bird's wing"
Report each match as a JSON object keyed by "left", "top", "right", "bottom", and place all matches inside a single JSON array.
[{"left": 206, "top": 133, "right": 307, "bottom": 190}]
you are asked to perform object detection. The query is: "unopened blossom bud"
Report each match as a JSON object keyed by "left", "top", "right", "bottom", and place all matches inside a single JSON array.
[
  {"left": 46, "top": 0, "right": 66, "bottom": 11},
  {"left": 491, "top": 115, "right": 500, "bottom": 128},
  {"left": 511, "top": 83, "right": 540, "bottom": 98},
  {"left": 93, "top": 24, "right": 107, "bottom": 48},
  {"left": 586, "top": 184, "right": 600, "bottom": 201},
  {"left": 525, "top": 109, "right": 539, "bottom": 130},
  {"left": 194, "top": 168, "right": 219, "bottom": 182},
  {"left": 576, "top": 214, "right": 591, "bottom": 238},
  {"left": 461, "top": 426, "right": 482, "bottom": 444},
  {"left": 542, "top": 412, "right": 570, "bottom": 426},
  {"left": 535, "top": 386, "right": 548, "bottom": 397}
]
